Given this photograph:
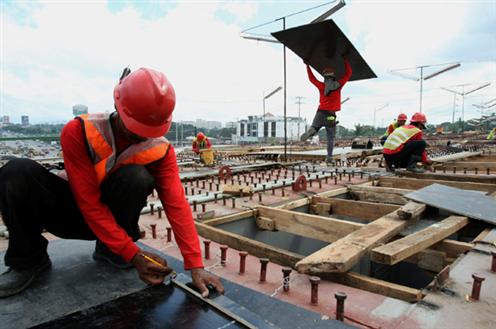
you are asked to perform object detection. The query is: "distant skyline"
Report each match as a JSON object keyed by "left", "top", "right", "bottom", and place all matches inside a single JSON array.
[{"left": 1, "top": 0, "right": 495, "bottom": 128}]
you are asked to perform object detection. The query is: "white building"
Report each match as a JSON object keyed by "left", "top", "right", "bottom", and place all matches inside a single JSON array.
[{"left": 235, "top": 113, "right": 306, "bottom": 143}]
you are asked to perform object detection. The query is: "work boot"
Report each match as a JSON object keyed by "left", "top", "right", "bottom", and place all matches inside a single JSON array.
[
  {"left": 406, "top": 155, "right": 425, "bottom": 173},
  {"left": 93, "top": 241, "right": 134, "bottom": 269},
  {"left": 0, "top": 255, "right": 51, "bottom": 298},
  {"left": 384, "top": 159, "right": 395, "bottom": 173},
  {"left": 300, "top": 127, "right": 317, "bottom": 142}
]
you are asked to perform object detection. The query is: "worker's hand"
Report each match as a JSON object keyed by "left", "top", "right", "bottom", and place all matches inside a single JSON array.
[
  {"left": 132, "top": 250, "right": 173, "bottom": 285},
  {"left": 191, "top": 268, "right": 225, "bottom": 298}
]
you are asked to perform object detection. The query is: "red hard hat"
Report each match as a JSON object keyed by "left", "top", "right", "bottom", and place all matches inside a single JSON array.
[
  {"left": 114, "top": 68, "right": 175, "bottom": 138},
  {"left": 197, "top": 132, "right": 205, "bottom": 141},
  {"left": 411, "top": 112, "right": 427, "bottom": 124},
  {"left": 397, "top": 113, "right": 407, "bottom": 121}
]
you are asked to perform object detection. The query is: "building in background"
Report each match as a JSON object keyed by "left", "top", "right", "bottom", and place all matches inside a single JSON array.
[
  {"left": 234, "top": 113, "right": 306, "bottom": 144},
  {"left": 225, "top": 121, "right": 237, "bottom": 129},
  {"left": 195, "top": 119, "right": 222, "bottom": 130},
  {"left": 72, "top": 104, "right": 88, "bottom": 116},
  {"left": 2, "top": 116, "right": 10, "bottom": 126},
  {"left": 21, "top": 115, "right": 29, "bottom": 126}
]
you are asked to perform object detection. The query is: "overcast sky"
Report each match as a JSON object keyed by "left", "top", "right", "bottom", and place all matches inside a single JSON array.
[{"left": 1, "top": 0, "right": 495, "bottom": 128}]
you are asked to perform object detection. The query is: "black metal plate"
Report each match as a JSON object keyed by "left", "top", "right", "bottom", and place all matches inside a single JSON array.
[{"left": 272, "top": 20, "right": 376, "bottom": 81}]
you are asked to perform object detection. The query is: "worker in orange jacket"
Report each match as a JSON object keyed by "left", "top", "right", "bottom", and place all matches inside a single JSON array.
[
  {"left": 192, "top": 132, "right": 212, "bottom": 154},
  {"left": 380, "top": 113, "right": 407, "bottom": 145},
  {"left": 383, "top": 112, "right": 433, "bottom": 173}
]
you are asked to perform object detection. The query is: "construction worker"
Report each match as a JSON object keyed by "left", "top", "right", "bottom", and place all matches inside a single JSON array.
[
  {"left": 300, "top": 54, "right": 352, "bottom": 162},
  {"left": 383, "top": 112, "right": 433, "bottom": 173},
  {"left": 192, "top": 132, "right": 212, "bottom": 154},
  {"left": 487, "top": 127, "right": 496, "bottom": 140},
  {"left": 380, "top": 113, "right": 407, "bottom": 145},
  {"left": 0, "top": 68, "right": 224, "bottom": 298}
]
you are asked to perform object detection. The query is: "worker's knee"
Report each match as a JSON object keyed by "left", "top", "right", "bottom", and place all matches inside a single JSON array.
[{"left": 0, "top": 158, "right": 43, "bottom": 195}]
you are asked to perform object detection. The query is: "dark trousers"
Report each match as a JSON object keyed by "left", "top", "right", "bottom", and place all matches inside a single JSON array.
[
  {"left": 383, "top": 140, "right": 426, "bottom": 168},
  {"left": 311, "top": 110, "right": 337, "bottom": 158},
  {"left": 0, "top": 159, "right": 155, "bottom": 270}
]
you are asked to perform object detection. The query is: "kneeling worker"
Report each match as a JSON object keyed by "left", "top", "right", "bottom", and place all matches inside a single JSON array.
[
  {"left": 380, "top": 113, "right": 407, "bottom": 145},
  {"left": 0, "top": 68, "right": 224, "bottom": 298},
  {"left": 383, "top": 112, "right": 433, "bottom": 173},
  {"left": 192, "top": 132, "right": 214, "bottom": 165}
]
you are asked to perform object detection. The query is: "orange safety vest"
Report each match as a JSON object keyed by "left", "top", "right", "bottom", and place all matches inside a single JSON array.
[
  {"left": 383, "top": 125, "right": 421, "bottom": 152},
  {"left": 78, "top": 113, "right": 170, "bottom": 185}
]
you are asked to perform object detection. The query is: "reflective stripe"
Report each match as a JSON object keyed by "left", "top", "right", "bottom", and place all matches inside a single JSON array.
[
  {"left": 78, "top": 113, "right": 170, "bottom": 185},
  {"left": 383, "top": 126, "right": 420, "bottom": 151}
]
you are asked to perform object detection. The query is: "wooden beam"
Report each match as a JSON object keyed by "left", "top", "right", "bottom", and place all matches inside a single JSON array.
[
  {"left": 404, "top": 249, "right": 448, "bottom": 272},
  {"left": 326, "top": 272, "right": 424, "bottom": 302},
  {"left": 378, "top": 176, "right": 496, "bottom": 193},
  {"left": 398, "top": 171, "right": 496, "bottom": 184},
  {"left": 276, "top": 196, "right": 311, "bottom": 210},
  {"left": 256, "top": 216, "right": 275, "bottom": 230},
  {"left": 431, "top": 239, "right": 473, "bottom": 257},
  {"left": 202, "top": 210, "right": 256, "bottom": 227},
  {"left": 257, "top": 206, "right": 362, "bottom": 243},
  {"left": 315, "top": 187, "right": 349, "bottom": 198},
  {"left": 195, "top": 222, "right": 302, "bottom": 267},
  {"left": 473, "top": 228, "right": 492, "bottom": 242},
  {"left": 296, "top": 202, "right": 426, "bottom": 274},
  {"left": 371, "top": 216, "right": 469, "bottom": 265},
  {"left": 435, "top": 161, "right": 496, "bottom": 169},
  {"left": 312, "top": 196, "right": 399, "bottom": 221},
  {"left": 348, "top": 185, "right": 411, "bottom": 205}
]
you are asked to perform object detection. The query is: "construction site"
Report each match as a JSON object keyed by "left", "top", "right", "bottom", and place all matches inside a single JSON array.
[{"left": 1, "top": 1, "right": 496, "bottom": 329}]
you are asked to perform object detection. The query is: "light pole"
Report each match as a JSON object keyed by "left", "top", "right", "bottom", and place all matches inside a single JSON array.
[
  {"left": 373, "top": 104, "right": 389, "bottom": 129},
  {"left": 441, "top": 82, "right": 491, "bottom": 131},
  {"left": 263, "top": 86, "right": 283, "bottom": 141},
  {"left": 390, "top": 62, "right": 460, "bottom": 113}
]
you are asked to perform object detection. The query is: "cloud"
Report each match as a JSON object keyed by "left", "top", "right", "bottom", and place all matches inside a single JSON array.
[{"left": 1, "top": 0, "right": 495, "bottom": 128}]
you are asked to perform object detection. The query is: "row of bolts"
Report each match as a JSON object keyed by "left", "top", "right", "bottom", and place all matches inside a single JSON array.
[
  {"left": 434, "top": 166, "right": 492, "bottom": 175},
  {"left": 471, "top": 252, "right": 496, "bottom": 301}
]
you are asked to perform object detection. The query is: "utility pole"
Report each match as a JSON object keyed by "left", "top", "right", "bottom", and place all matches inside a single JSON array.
[{"left": 295, "top": 96, "right": 304, "bottom": 139}]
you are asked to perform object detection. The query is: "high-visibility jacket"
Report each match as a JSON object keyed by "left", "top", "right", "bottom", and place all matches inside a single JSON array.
[
  {"left": 487, "top": 128, "right": 496, "bottom": 140},
  {"left": 382, "top": 121, "right": 399, "bottom": 137},
  {"left": 77, "top": 113, "right": 170, "bottom": 185},
  {"left": 383, "top": 125, "right": 421, "bottom": 152},
  {"left": 192, "top": 137, "right": 212, "bottom": 154}
]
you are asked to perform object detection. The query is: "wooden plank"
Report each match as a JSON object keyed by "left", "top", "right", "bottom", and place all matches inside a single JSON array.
[
  {"left": 276, "top": 196, "right": 311, "bottom": 210},
  {"left": 256, "top": 217, "right": 275, "bottom": 230},
  {"left": 257, "top": 206, "right": 362, "bottom": 243},
  {"left": 195, "top": 222, "right": 302, "bottom": 267},
  {"left": 312, "top": 196, "right": 399, "bottom": 221},
  {"left": 472, "top": 228, "right": 492, "bottom": 242},
  {"left": 435, "top": 161, "right": 496, "bottom": 169},
  {"left": 399, "top": 171, "right": 496, "bottom": 184},
  {"left": 405, "top": 249, "right": 447, "bottom": 272},
  {"left": 379, "top": 176, "right": 496, "bottom": 193},
  {"left": 326, "top": 272, "right": 424, "bottom": 302},
  {"left": 295, "top": 202, "right": 426, "bottom": 274},
  {"left": 431, "top": 239, "right": 473, "bottom": 258},
  {"left": 202, "top": 210, "right": 256, "bottom": 227},
  {"left": 310, "top": 202, "right": 331, "bottom": 216},
  {"left": 315, "top": 187, "right": 349, "bottom": 198},
  {"left": 371, "top": 216, "right": 469, "bottom": 265},
  {"left": 348, "top": 185, "right": 411, "bottom": 205},
  {"left": 222, "top": 184, "right": 253, "bottom": 196}
]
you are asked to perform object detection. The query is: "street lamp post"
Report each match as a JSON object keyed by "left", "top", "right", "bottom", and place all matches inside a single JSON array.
[
  {"left": 263, "top": 86, "right": 283, "bottom": 142},
  {"left": 390, "top": 62, "right": 461, "bottom": 113},
  {"left": 373, "top": 104, "right": 389, "bottom": 129}
]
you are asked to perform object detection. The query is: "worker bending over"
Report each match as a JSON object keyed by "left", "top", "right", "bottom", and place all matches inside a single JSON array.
[
  {"left": 487, "top": 127, "right": 496, "bottom": 141},
  {"left": 300, "top": 55, "right": 352, "bottom": 162},
  {"left": 383, "top": 112, "right": 433, "bottom": 173},
  {"left": 380, "top": 113, "right": 407, "bottom": 145},
  {"left": 192, "top": 132, "right": 212, "bottom": 154},
  {"left": 0, "top": 68, "right": 223, "bottom": 298}
]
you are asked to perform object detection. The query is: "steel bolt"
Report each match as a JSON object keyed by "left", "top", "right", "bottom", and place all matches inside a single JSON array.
[
  {"left": 150, "top": 224, "right": 157, "bottom": 239},
  {"left": 335, "top": 292, "right": 347, "bottom": 321},
  {"left": 309, "top": 276, "right": 320, "bottom": 305},
  {"left": 258, "top": 193, "right": 263, "bottom": 202},
  {"left": 471, "top": 273, "right": 485, "bottom": 301},
  {"left": 193, "top": 200, "right": 197, "bottom": 212},
  {"left": 282, "top": 267, "right": 292, "bottom": 292},
  {"left": 232, "top": 198, "right": 236, "bottom": 209},
  {"left": 223, "top": 196, "right": 227, "bottom": 206},
  {"left": 220, "top": 245, "right": 228, "bottom": 266},
  {"left": 203, "top": 240, "right": 211, "bottom": 259},
  {"left": 202, "top": 203, "right": 206, "bottom": 212},
  {"left": 157, "top": 206, "right": 162, "bottom": 219},
  {"left": 259, "top": 258, "right": 269, "bottom": 282},
  {"left": 166, "top": 227, "right": 172, "bottom": 242},
  {"left": 150, "top": 203, "right": 155, "bottom": 216},
  {"left": 239, "top": 251, "right": 248, "bottom": 274}
]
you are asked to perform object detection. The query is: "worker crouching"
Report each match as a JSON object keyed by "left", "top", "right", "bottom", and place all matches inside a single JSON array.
[
  {"left": 192, "top": 132, "right": 214, "bottom": 165},
  {"left": 382, "top": 112, "right": 433, "bottom": 173}
]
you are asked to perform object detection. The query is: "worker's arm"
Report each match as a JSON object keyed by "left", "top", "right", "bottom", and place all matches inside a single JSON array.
[
  {"left": 306, "top": 65, "right": 324, "bottom": 89},
  {"left": 205, "top": 138, "right": 212, "bottom": 149},
  {"left": 60, "top": 119, "right": 139, "bottom": 262},
  {"left": 149, "top": 147, "right": 203, "bottom": 270},
  {"left": 338, "top": 57, "right": 352, "bottom": 87}
]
